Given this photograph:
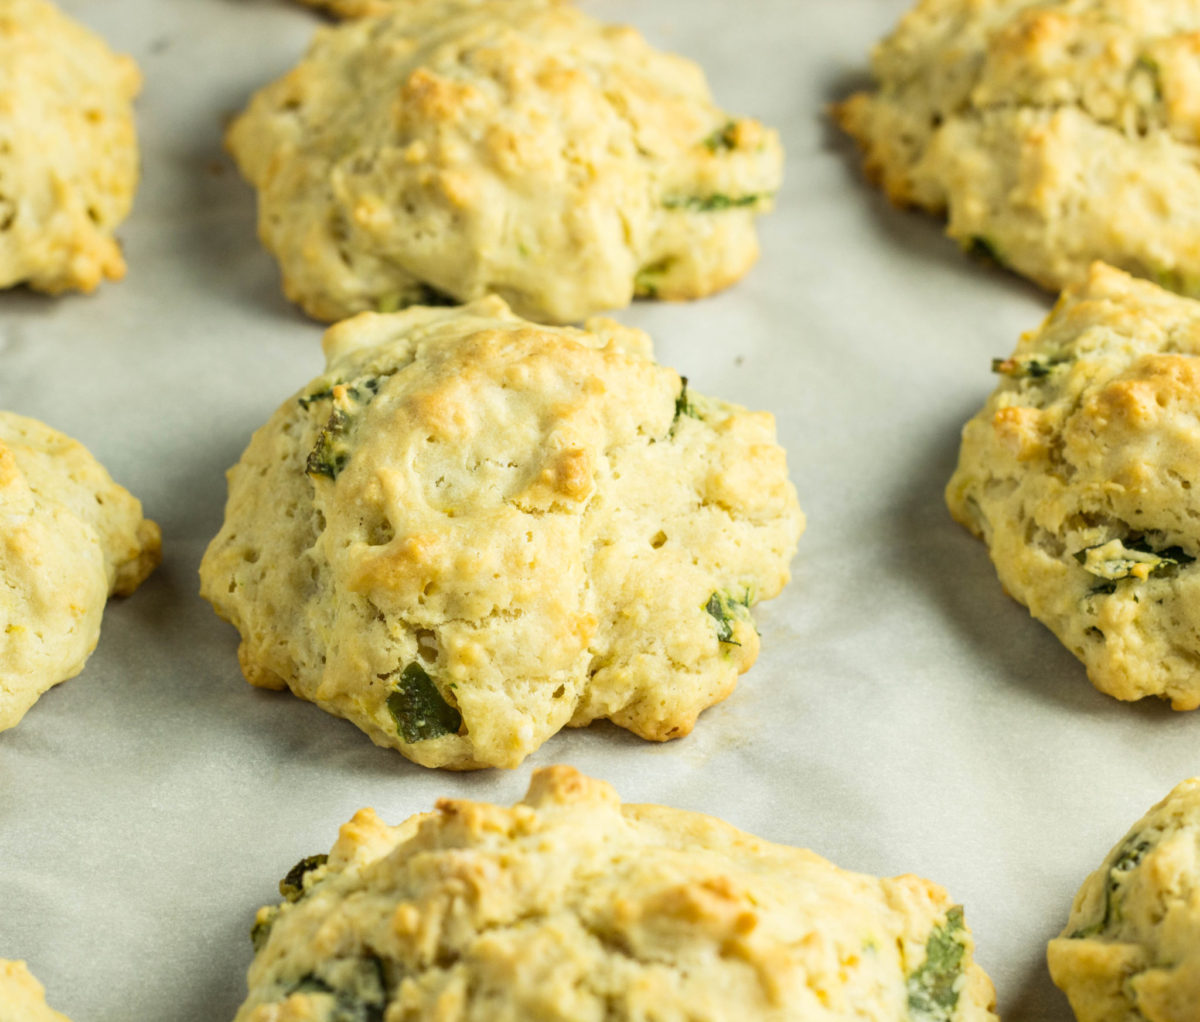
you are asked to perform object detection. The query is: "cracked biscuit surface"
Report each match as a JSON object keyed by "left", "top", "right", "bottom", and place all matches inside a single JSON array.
[
  {"left": 947, "top": 263, "right": 1200, "bottom": 708},
  {"left": 0, "top": 961, "right": 71, "bottom": 1022},
  {"left": 0, "top": 412, "right": 160, "bottom": 731},
  {"left": 1049, "top": 778, "right": 1200, "bottom": 1022},
  {"left": 228, "top": 0, "right": 782, "bottom": 324},
  {"left": 199, "top": 297, "right": 802, "bottom": 769},
  {"left": 235, "top": 766, "right": 998, "bottom": 1022},
  {"left": 0, "top": 0, "right": 141, "bottom": 294},
  {"left": 836, "top": 0, "right": 1200, "bottom": 296}
]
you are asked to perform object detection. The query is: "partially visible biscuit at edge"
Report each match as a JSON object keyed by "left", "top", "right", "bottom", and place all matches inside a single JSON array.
[
  {"left": 228, "top": 0, "right": 782, "bottom": 325},
  {"left": 835, "top": 0, "right": 1200, "bottom": 297},
  {"left": 234, "top": 766, "right": 999, "bottom": 1021},
  {"left": 0, "top": 960, "right": 73, "bottom": 1022},
  {"left": 947, "top": 263, "right": 1200, "bottom": 708},
  {"left": 0, "top": 0, "right": 141, "bottom": 294},
  {"left": 1049, "top": 778, "right": 1200, "bottom": 1022},
  {"left": 199, "top": 296, "right": 803, "bottom": 770},
  {"left": 0, "top": 412, "right": 161, "bottom": 731}
]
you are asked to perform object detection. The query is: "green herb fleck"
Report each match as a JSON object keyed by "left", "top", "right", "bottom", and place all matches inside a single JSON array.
[
  {"left": 635, "top": 257, "right": 675, "bottom": 298},
  {"left": 284, "top": 958, "right": 387, "bottom": 1022},
  {"left": 702, "top": 121, "right": 739, "bottom": 152},
  {"left": 1148, "top": 265, "right": 1200, "bottom": 297},
  {"left": 965, "top": 235, "right": 1003, "bottom": 265},
  {"left": 1075, "top": 535, "right": 1194, "bottom": 590},
  {"left": 279, "top": 854, "right": 328, "bottom": 902},
  {"left": 991, "top": 354, "right": 1067, "bottom": 379},
  {"left": 250, "top": 907, "right": 278, "bottom": 951},
  {"left": 1070, "top": 833, "right": 1154, "bottom": 938},
  {"left": 306, "top": 408, "right": 353, "bottom": 480},
  {"left": 1135, "top": 54, "right": 1164, "bottom": 101},
  {"left": 705, "top": 589, "right": 753, "bottom": 645},
  {"left": 376, "top": 283, "right": 457, "bottom": 314},
  {"left": 674, "top": 376, "right": 699, "bottom": 423},
  {"left": 298, "top": 371, "right": 393, "bottom": 410},
  {"left": 663, "top": 193, "right": 768, "bottom": 212},
  {"left": 907, "top": 906, "right": 967, "bottom": 1021},
  {"left": 386, "top": 663, "right": 462, "bottom": 743},
  {"left": 301, "top": 372, "right": 396, "bottom": 480}
]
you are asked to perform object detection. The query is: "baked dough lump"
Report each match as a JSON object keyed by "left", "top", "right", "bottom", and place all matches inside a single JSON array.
[
  {"left": 227, "top": 0, "right": 782, "bottom": 324},
  {"left": 947, "top": 263, "right": 1200, "bottom": 709},
  {"left": 235, "top": 766, "right": 999, "bottom": 1022},
  {"left": 0, "top": 960, "right": 72, "bottom": 1022},
  {"left": 0, "top": 412, "right": 161, "bottom": 731},
  {"left": 0, "top": 0, "right": 141, "bottom": 294},
  {"left": 199, "top": 297, "right": 803, "bottom": 769},
  {"left": 836, "top": 0, "right": 1200, "bottom": 297},
  {"left": 1049, "top": 777, "right": 1200, "bottom": 1022}
]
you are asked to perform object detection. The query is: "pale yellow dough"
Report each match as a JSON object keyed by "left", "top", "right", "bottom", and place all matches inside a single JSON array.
[
  {"left": 199, "top": 297, "right": 803, "bottom": 769},
  {"left": 947, "top": 264, "right": 1200, "bottom": 708},
  {"left": 0, "top": 412, "right": 161, "bottom": 731},
  {"left": 235, "top": 766, "right": 999, "bottom": 1022},
  {"left": 0, "top": 961, "right": 71, "bottom": 1022},
  {"left": 1049, "top": 778, "right": 1200, "bottom": 1022},
  {"left": 227, "top": 0, "right": 782, "bottom": 324},
  {"left": 0, "top": 0, "right": 141, "bottom": 294},
  {"left": 836, "top": 0, "right": 1200, "bottom": 297}
]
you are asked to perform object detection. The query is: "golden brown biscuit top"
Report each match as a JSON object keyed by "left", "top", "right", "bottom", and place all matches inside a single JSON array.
[
  {"left": 0, "top": 0, "right": 141, "bottom": 293},
  {"left": 200, "top": 297, "right": 802, "bottom": 768},
  {"left": 235, "top": 767, "right": 998, "bottom": 1021},
  {"left": 227, "top": 0, "right": 781, "bottom": 322}
]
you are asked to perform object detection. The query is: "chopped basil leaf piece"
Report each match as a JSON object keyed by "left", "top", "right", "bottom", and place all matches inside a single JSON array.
[
  {"left": 701, "top": 121, "right": 739, "bottom": 152},
  {"left": 907, "top": 906, "right": 967, "bottom": 1021},
  {"left": 1070, "top": 833, "right": 1154, "bottom": 938},
  {"left": 386, "top": 663, "right": 462, "bottom": 743},
  {"left": 705, "top": 589, "right": 752, "bottom": 645},
  {"left": 279, "top": 854, "right": 328, "bottom": 902},
  {"left": 991, "top": 354, "right": 1067, "bottom": 379},
  {"left": 1075, "top": 536, "right": 1194, "bottom": 590},
  {"left": 663, "top": 193, "right": 768, "bottom": 212}
]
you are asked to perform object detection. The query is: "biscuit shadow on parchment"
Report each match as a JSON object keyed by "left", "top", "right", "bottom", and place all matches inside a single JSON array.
[
  {"left": 816, "top": 68, "right": 1051, "bottom": 310},
  {"left": 157, "top": 138, "right": 304, "bottom": 327},
  {"left": 885, "top": 401, "right": 1180, "bottom": 725},
  {"left": 1005, "top": 944, "right": 1077, "bottom": 1022},
  {"left": 138, "top": 31, "right": 309, "bottom": 326}
]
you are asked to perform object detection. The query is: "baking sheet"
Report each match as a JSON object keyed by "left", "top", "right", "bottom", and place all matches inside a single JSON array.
[{"left": 1, "top": 1, "right": 1193, "bottom": 1018}]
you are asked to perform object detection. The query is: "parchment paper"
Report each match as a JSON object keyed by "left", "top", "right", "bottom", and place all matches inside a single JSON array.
[{"left": 2, "top": 2, "right": 1192, "bottom": 1019}]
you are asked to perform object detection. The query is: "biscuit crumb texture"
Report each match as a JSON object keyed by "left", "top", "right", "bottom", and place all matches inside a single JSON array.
[
  {"left": 1049, "top": 777, "right": 1200, "bottom": 1022},
  {"left": 0, "top": 0, "right": 141, "bottom": 294},
  {"left": 0, "top": 960, "right": 72, "bottom": 1022},
  {"left": 199, "top": 297, "right": 803, "bottom": 769},
  {"left": 235, "top": 766, "right": 998, "bottom": 1021},
  {"left": 947, "top": 264, "right": 1200, "bottom": 708},
  {"left": 0, "top": 412, "right": 161, "bottom": 731},
  {"left": 227, "top": 0, "right": 782, "bottom": 324},
  {"left": 836, "top": 0, "right": 1200, "bottom": 296}
]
